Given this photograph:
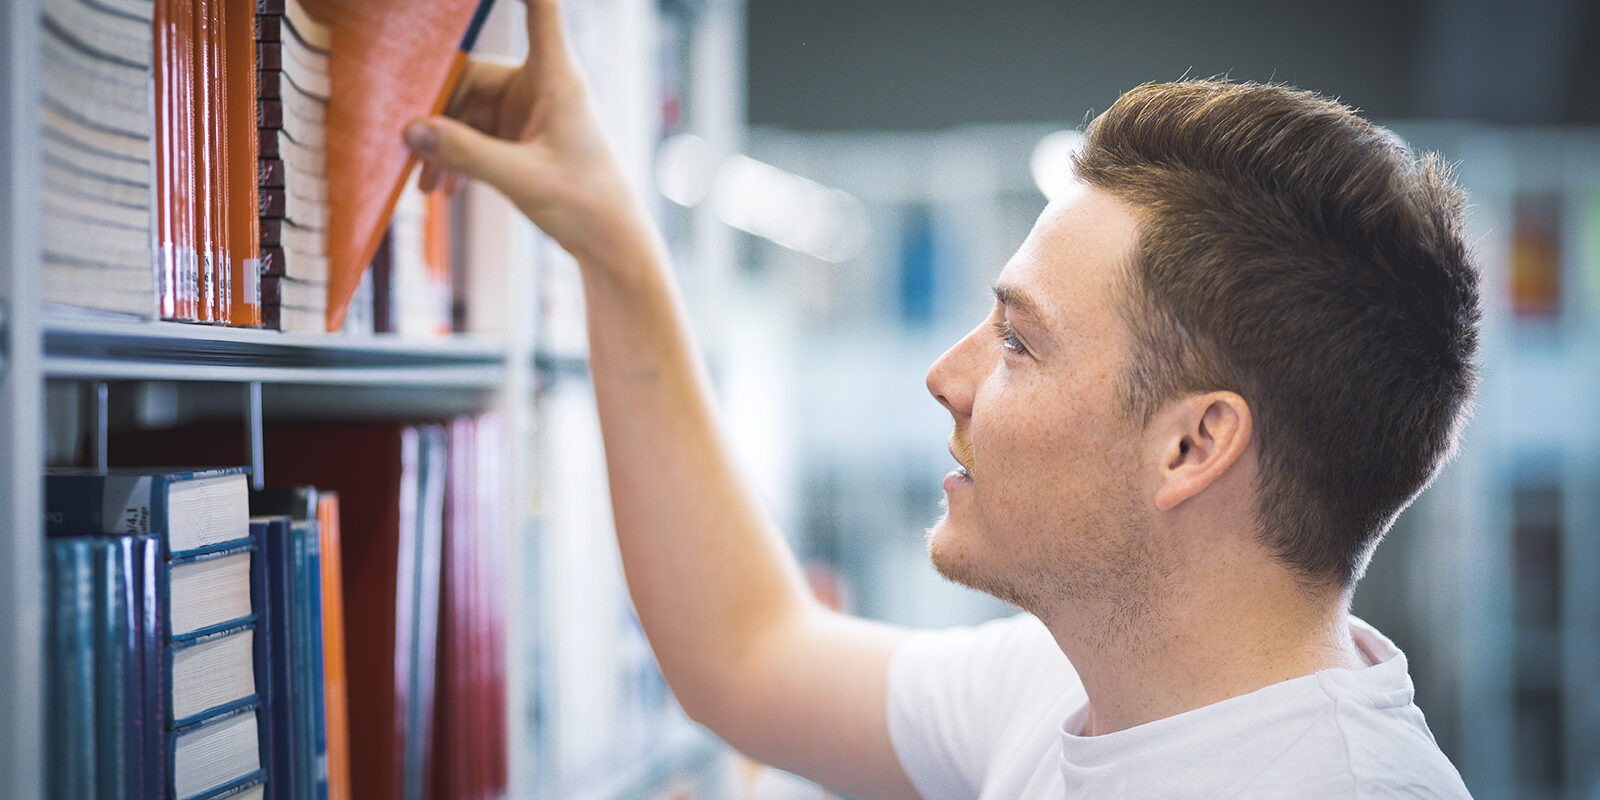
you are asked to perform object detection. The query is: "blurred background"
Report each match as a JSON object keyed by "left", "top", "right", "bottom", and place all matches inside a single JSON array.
[{"left": 644, "top": 1, "right": 1600, "bottom": 798}]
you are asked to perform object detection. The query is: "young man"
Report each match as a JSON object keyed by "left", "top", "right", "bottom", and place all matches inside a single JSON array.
[{"left": 404, "top": 2, "right": 1479, "bottom": 797}]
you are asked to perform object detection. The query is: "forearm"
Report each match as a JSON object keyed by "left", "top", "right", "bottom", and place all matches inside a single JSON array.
[{"left": 574, "top": 223, "right": 819, "bottom": 723}]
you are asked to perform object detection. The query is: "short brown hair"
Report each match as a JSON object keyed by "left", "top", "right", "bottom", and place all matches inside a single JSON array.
[{"left": 1073, "top": 80, "right": 1480, "bottom": 589}]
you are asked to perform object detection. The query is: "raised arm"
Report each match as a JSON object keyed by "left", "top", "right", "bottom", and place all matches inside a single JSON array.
[{"left": 403, "top": 3, "right": 918, "bottom": 797}]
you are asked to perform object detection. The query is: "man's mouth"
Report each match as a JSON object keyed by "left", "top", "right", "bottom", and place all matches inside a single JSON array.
[{"left": 947, "top": 436, "right": 975, "bottom": 482}]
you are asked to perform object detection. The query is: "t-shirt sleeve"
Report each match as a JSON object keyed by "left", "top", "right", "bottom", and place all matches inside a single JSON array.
[{"left": 885, "top": 614, "right": 1062, "bottom": 800}]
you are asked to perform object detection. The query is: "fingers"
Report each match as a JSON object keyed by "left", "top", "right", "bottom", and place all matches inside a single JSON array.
[
  {"left": 525, "top": 0, "right": 579, "bottom": 78},
  {"left": 404, "top": 115, "right": 525, "bottom": 197}
]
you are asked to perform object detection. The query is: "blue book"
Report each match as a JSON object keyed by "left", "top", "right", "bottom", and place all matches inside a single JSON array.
[
  {"left": 303, "top": 518, "right": 329, "bottom": 800},
  {"left": 93, "top": 538, "right": 134, "bottom": 800},
  {"left": 248, "top": 518, "right": 276, "bottom": 800},
  {"left": 45, "top": 467, "right": 252, "bottom": 558},
  {"left": 134, "top": 536, "right": 168, "bottom": 800},
  {"left": 254, "top": 515, "right": 299, "bottom": 800},
  {"left": 291, "top": 520, "right": 315, "bottom": 800},
  {"left": 46, "top": 538, "right": 97, "bottom": 800}
]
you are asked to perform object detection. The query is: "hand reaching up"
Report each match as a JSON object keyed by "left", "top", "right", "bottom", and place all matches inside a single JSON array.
[{"left": 403, "top": 0, "right": 655, "bottom": 268}]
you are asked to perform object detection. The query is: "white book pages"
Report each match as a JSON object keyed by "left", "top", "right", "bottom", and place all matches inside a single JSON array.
[
  {"left": 170, "top": 627, "right": 256, "bottom": 722},
  {"left": 168, "top": 551, "right": 253, "bottom": 639},
  {"left": 44, "top": 131, "right": 151, "bottom": 186},
  {"left": 165, "top": 473, "right": 251, "bottom": 554},
  {"left": 172, "top": 709, "right": 261, "bottom": 800},
  {"left": 42, "top": 0, "right": 152, "bottom": 67}
]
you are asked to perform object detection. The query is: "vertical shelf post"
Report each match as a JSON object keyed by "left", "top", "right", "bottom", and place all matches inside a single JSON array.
[
  {"left": 0, "top": 0, "right": 45, "bottom": 793},
  {"left": 91, "top": 381, "right": 108, "bottom": 472},
  {"left": 247, "top": 381, "right": 264, "bottom": 490}
]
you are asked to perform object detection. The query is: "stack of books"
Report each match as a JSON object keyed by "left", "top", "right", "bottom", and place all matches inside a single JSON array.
[
  {"left": 40, "top": 0, "right": 157, "bottom": 318},
  {"left": 256, "top": 0, "right": 332, "bottom": 333},
  {"left": 45, "top": 467, "right": 268, "bottom": 800}
]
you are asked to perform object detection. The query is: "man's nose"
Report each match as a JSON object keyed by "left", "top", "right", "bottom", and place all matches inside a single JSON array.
[{"left": 926, "top": 325, "right": 985, "bottom": 418}]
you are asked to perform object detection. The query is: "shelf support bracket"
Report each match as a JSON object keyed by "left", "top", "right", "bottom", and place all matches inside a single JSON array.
[{"left": 246, "top": 381, "right": 264, "bottom": 490}]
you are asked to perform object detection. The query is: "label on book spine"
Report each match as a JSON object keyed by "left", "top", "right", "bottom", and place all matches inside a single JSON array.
[{"left": 102, "top": 475, "right": 157, "bottom": 534}]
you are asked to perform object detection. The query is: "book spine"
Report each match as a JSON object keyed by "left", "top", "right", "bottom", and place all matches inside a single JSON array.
[
  {"left": 154, "top": 0, "right": 180, "bottom": 319},
  {"left": 212, "top": 0, "right": 234, "bottom": 326},
  {"left": 247, "top": 519, "right": 274, "bottom": 799},
  {"left": 65, "top": 540, "right": 98, "bottom": 799},
  {"left": 317, "top": 495, "right": 352, "bottom": 800},
  {"left": 306, "top": 520, "right": 328, "bottom": 799},
  {"left": 138, "top": 536, "right": 170, "bottom": 800},
  {"left": 292, "top": 521, "right": 314, "bottom": 800},
  {"left": 93, "top": 539, "right": 132, "bottom": 800},
  {"left": 228, "top": 0, "right": 263, "bottom": 327},
  {"left": 175, "top": 0, "right": 201, "bottom": 320},
  {"left": 192, "top": 0, "right": 217, "bottom": 322},
  {"left": 263, "top": 516, "right": 298, "bottom": 800}
]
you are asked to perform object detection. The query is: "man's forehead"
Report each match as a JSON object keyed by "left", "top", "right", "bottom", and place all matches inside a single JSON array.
[{"left": 995, "top": 186, "right": 1139, "bottom": 320}]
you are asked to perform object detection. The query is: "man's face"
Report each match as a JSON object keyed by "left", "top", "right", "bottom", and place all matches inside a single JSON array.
[{"left": 924, "top": 184, "right": 1162, "bottom": 618}]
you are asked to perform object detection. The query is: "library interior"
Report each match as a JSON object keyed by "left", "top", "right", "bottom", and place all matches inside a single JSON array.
[{"left": 3, "top": 0, "right": 1598, "bottom": 798}]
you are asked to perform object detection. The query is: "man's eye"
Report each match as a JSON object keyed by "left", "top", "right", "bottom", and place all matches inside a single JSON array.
[{"left": 992, "top": 320, "right": 1028, "bottom": 356}]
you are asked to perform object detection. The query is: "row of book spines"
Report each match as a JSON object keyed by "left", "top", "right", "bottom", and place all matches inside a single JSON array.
[
  {"left": 43, "top": 537, "right": 271, "bottom": 800},
  {"left": 46, "top": 535, "right": 158, "bottom": 800},
  {"left": 154, "top": 0, "right": 262, "bottom": 327}
]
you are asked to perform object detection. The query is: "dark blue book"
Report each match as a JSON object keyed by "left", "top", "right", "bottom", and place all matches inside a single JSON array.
[
  {"left": 45, "top": 467, "right": 252, "bottom": 558},
  {"left": 303, "top": 518, "right": 329, "bottom": 800},
  {"left": 291, "top": 520, "right": 315, "bottom": 800},
  {"left": 134, "top": 536, "right": 168, "bottom": 800},
  {"left": 248, "top": 518, "right": 276, "bottom": 800},
  {"left": 254, "top": 514, "right": 299, "bottom": 800}
]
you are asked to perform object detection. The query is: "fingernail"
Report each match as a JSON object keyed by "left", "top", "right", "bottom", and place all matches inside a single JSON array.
[{"left": 404, "top": 122, "right": 437, "bottom": 153}]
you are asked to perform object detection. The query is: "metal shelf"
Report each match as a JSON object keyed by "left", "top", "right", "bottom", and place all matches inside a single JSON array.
[{"left": 43, "top": 314, "right": 510, "bottom": 387}]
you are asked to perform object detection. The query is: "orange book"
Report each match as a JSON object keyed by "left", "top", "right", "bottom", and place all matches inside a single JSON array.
[
  {"left": 310, "top": 0, "right": 495, "bottom": 332},
  {"left": 423, "top": 187, "right": 453, "bottom": 336},
  {"left": 153, "top": 0, "right": 179, "bottom": 319},
  {"left": 191, "top": 0, "right": 217, "bottom": 322},
  {"left": 211, "top": 0, "right": 232, "bottom": 324},
  {"left": 318, "top": 492, "right": 353, "bottom": 800},
  {"left": 224, "top": 0, "right": 262, "bottom": 326},
  {"left": 169, "top": 0, "right": 202, "bottom": 320}
]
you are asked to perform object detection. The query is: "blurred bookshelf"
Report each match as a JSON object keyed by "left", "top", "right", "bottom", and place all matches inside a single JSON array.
[{"left": 1376, "top": 123, "right": 1600, "bottom": 800}]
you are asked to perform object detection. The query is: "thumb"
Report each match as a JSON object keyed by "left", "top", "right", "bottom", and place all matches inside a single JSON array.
[{"left": 403, "top": 116, "right": 524, "bottom": 191}]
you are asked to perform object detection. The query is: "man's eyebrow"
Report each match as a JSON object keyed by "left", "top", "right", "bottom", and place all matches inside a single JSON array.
[{"left": 993, "top": 283, "right": 1045, "bottom": 322}]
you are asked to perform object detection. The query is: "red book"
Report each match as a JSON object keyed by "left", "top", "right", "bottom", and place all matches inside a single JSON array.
[{"left": 305, "top": 0, "right": 494, "bottom": 331}]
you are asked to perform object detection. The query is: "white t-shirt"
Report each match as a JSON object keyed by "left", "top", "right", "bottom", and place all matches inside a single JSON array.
[{"left": 886, "top": 614, "right": 1472, "bottom": 799}]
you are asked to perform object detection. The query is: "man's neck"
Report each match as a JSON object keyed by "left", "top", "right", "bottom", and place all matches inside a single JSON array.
[{"left": 1044, "top": 570, "right": 1364, "bottom": 736}]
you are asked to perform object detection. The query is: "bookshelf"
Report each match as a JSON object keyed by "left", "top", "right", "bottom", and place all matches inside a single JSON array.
[
  {"left": 1325, "top": 123, "right": 1600, "bottom": 800},
  {"left": 1, "top": 0, "right": 744, "bottom": 798}
]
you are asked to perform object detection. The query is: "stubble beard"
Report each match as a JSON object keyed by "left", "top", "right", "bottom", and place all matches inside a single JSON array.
[{"left": 926, "top": 478, "right": 1171, "bottom": 654}]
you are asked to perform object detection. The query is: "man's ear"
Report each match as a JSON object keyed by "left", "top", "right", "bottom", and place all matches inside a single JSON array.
[{"left": 1151, "top": 391, "right": 1253, "bottom": 512}]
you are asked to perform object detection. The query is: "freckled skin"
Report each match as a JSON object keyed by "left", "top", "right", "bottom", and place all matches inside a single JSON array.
[{"left": 925, "top": 186, "right": 1170, "bottom": 632}]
